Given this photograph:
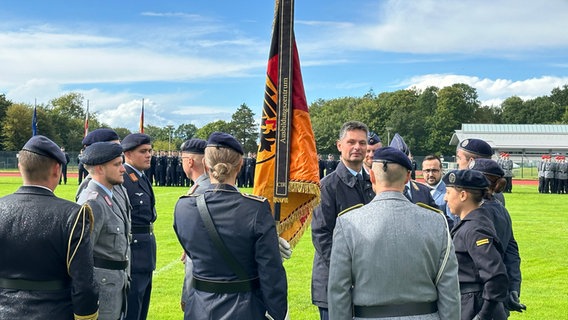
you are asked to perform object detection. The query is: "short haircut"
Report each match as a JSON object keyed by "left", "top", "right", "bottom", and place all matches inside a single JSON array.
[
  {"left": 18, "top": 150, "right": 57, "bottom": 181},
  {"left": 423, "top": 154, "right": 442, "bottom": 167},
  {"left": 338, "top": 121, "right": 369, "bottom": 140},
  {"left": 372, "top": 161, "right": 408, "bottom": 186}
]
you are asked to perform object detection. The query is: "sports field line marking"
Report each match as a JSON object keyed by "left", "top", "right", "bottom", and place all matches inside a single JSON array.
[{"left": 154, "top": 259, "right": 180, "bottom": 276}]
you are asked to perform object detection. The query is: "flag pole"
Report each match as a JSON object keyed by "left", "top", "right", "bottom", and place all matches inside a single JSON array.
[{"left": 140, "top": 98, "right": 145, "bottom": 133}]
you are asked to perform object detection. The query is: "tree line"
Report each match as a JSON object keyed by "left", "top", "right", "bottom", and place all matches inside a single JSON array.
[{"left": 1, "top": 83, "right": 568, "bottom": 155}]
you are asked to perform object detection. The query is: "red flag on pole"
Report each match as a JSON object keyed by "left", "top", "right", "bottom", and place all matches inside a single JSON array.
[
  {"left": 253, "top": 0, "right": 320, "bottom": 247},
  {"left": 84, "top": 100, "right": 89, "bottom": 138},
  {"left": 140, "top": 98, "right": 145, "bottom": 133}
]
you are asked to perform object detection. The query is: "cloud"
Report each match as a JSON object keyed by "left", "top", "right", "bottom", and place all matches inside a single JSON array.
[
  {"left": 403, "top": 74, "right": 568, "bottom": 106},
  {"left": 300, "top": 0, "right": 568, "bottom": 55}
]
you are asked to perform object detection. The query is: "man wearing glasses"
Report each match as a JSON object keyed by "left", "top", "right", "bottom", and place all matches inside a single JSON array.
[{"left": 422, "top": 154, "right": 455, "bottom": 229}]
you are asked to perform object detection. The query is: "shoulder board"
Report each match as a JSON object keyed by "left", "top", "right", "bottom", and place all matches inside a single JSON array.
[
  {"left": 241, "top": 193, "right": 267, "bottom": 202},
  {"left": 87, "top": 191, "right": 99, "bottom": 201},
  {"left": 178, "top": 193, "right": 199, "bottom": 199},
  {"left": 416, "top": 202, "right": 444, "bottom": 215},
  {"left": 338, "top": 203, "right": 364, "bottom": 217}
]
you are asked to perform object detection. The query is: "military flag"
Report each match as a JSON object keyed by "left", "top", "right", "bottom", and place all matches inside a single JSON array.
[
  {"left": 32, "top": 103, "right": 38, "bottom": 136},
  {"left": 253, "top": 0, "right": 320, "bottom": 247},
  {"left": 139, "top": 98, "right": 145, "bottom": 133}
]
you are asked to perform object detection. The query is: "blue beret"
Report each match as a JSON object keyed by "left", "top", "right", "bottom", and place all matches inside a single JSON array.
[
  {"left": 207, "top": 132, "right": 244, "bottom": 155},
  {"left": 468, "top": 158, "right": 504, "bottom": 177},
  {"left": 121, "top": 133, "right": 152, "bottom": 151},
  {"left": 443, "top": 169, "right": 489, "bottom": 190},
  {"left": 458, "top": 138, "right": 493, "bottom": 158},
  {"left": 82, "top": 128, "right": 120, "bottom": 146},
  {"left": 180, "top": 139, "right": 207, "bottom": 154},
  {"left": 373, "top": 146, "right": 412, "bottom": 170},
  {"left": 80, "top": 142, "right": 124, "bottom": 165},
  {"left": 389, "top": 133, "right": 409, "bottom": 156},
  {"left": 368, "top": 131, "right": 382, "bottom": 145},
  {"left": 22, "top": 135, "right": 66, "bottom": 165}
]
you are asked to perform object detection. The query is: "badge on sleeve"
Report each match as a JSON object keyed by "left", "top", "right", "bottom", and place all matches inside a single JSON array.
[{"left": 476, "top": 238, "right": 489, "bottom": 246}]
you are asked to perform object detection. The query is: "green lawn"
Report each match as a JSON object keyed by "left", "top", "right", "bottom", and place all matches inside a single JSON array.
[{"left": 0, "top": 176, "right": 566, "bottom": 319}]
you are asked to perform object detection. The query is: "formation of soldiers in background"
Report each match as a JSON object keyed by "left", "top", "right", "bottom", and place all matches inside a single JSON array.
[
  {"left": 497, "top": 152, "right": 514, "bottom": 193},
  {"left": 116, "top": 150, "right": 259, "bottom": 188},
  {"left": 537, "top": 154, "right": 568, "bottom": 194}
]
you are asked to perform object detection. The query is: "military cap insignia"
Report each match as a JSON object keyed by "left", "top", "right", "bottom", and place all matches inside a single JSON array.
[
  {"left": 338, "top": 203, "right": 364, "bottom": 217},
  {"left": 476, "top": 238, "right": 490, "bottom": 246},
  {"left": 460, "top": 139, "right": 469, "bottom": 147},
  {"left": 448, "top": 172, "right": 456, "bottom": 184},
  {"left": 242, "top": 193, "right": 267, "bottom": 202},
  {"left": 468, "top": 159, "right": 476, "bottom": 169}
]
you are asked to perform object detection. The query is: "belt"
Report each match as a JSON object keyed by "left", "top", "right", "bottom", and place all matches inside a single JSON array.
[
  {"left": 192, "top": 277, "right": 260, "bottom": 294},
  {"left": 131, "top": 224, "right": 153, "bottom": 234},
  {"left": 354, "top": 302, "right": 437, "bottom": 318},
  {"left": 0, "top": 277, "right": 67, "bottom": 291},
  {"left": 460, "top": 282, "right": 483, "bottom": 294},
  {"left": 94, "top": 257, "right": 128, "bottom": 270}
]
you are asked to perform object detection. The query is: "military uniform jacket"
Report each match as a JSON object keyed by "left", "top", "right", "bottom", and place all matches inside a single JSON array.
[
  {"left": 544, "top": 162, "right": 556, "bottom": 179},
  {"left": 407, "top": 180, "right": 439, "bottom": 209},
  {"left": 311, "top": 161, "right": 375, "bottom": 308},
  {"left": 451, "top": 207, "right": 508, "bottom": 320},
  {"left": 173, "top": 184, "right": 287, "bottom": 320},
  {"left": 78, "top": 181, "right": 131, "bottom": 320},
  {"left": 122, "top": 165, "right": 157, "bottom": 273},
  {"left": 328, "top": 191, "right": 460, "bottom": 320},
  {"left": 482, "top": 200, "right": 522, "bottom": 294},
  {"left": 502, "top": 159, "right": 514, "bottom": 178},
  {"left": 0, "top": 186, "right": 98, "bottom": 320},
  {"left": 558, "top": 162, "right": 568, "bottom": 180},
  {"left": 76, "top": 174, "right": 131, "bottom": 208}
]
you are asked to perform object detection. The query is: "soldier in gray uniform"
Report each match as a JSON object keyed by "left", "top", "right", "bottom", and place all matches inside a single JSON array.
[
  {"left": 537, "top": 155, "right": 546, "bottom": 193},
  {"left": 501, "top": 153, "right": 514, "bottom": 193},
  {"left": 557, "top": 156, "right": 568, "bottom": 194},
  {"left": 77, "top": 142, "right": 131, "bottom": 320},
  {"left": 328, "top": 147, "right": 460, "bottom": 320},
  {"left": 543, "top": 156, "right": 556, "bottom": 193}
]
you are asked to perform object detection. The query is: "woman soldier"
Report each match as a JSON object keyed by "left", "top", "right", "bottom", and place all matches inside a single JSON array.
[
  {"left": 468, "top": 159, "right": 526, "bottom": 314},
  {"left": 173, "top": 132, "right": 287, "bottom": 320},
  {"left": 443, "top": 169, "right": 509, "bottom": 320}
]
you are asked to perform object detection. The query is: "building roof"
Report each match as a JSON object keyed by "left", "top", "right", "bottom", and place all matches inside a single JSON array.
[{"left": 450, "top": 124, "right": 568, "bottom": 153}]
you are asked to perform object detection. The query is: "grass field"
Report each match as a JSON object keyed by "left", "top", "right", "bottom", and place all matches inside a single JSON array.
[{"left": 1, "top": 176, "right": 566, "bottom": 319}]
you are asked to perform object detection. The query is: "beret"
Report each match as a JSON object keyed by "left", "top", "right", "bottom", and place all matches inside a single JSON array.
[
  {"left": 368, "top": 131, "right": 382, "bottom": 145},
  {"left": 82, "top": 128, "right": 120, "bottom": 146},
  {"left": 22, "top": 135, "right": 66, "bottom": 165},
  {"left": 80, "top": 142, "right": 124, "bottom": 165},
  {"left": 122, "top": 133, "right": 152, "bottom": 151},
  {"left": 180, "top": 139, "right": 207, "bottom": 154},
  {"left": 458, "top": 138, "right": 493, "bottom": 158},
  {"left": 372, "top": 146, "right": 412, "bottom": 170},
  {"left": 443, "top": 169, "right": 489, "bottom": 190},
  {"left": 389, "top": 133, "right": 409, "bottom": 156},
  {"left": 468, "top": 158, "right": 504, "bottom": 177},
  {"left": 207, "top": 132, "right": 244, "bottom": 155}
]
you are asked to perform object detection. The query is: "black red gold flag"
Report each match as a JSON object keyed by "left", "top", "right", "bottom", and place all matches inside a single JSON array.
[{"left": 253, "top": 0, "right": 320, "bottom": 247}]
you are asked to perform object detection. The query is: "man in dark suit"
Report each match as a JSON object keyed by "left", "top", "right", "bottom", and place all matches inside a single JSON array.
[
  {"left": 121, "top": 133, "right": 157, "bottom": 320},
  {"left": 0, "top": 135, "right": 99, "bottom": 320}
]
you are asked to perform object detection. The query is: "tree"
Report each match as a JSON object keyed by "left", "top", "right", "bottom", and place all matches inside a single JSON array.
[
  {"left": 195, "top": 120, "right": 231, "bottom": 140},
  {"left": 0, "top": 94, "right": 13, "bottom": 151},
  {"left": 230, "top": 103, "right": 258, "bottom": 153},
  {"left": 500, "top": 96, "right": 525, "bottom": 123},
  {"left": 113, "top": 127, "right": 132, "bottom": 140},
  {"left": 2, "top": 104, "right": 34, "bottom": 150},
  {"left": 174, "top": 123, "right": 198, "bottom": 141}
]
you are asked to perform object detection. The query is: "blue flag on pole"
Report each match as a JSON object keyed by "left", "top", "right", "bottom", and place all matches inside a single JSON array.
[{"left": 32, "top": 105, "right": 38, "bottom": 136}]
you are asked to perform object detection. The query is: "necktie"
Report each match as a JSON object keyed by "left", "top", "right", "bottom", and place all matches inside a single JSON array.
[
  {"left": 404, "top": 185, "right": 412, "bottom": 201},
  {"left": 356, "top": 173, "right": 365, "bottom": 192}
]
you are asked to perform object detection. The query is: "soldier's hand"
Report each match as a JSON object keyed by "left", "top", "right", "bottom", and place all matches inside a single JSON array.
[
  {"left": 506, "top": 291, "right": 527, "bottom": 312},
  {"left": 278, "top": 237, "right": 292, "bottom": 260}
]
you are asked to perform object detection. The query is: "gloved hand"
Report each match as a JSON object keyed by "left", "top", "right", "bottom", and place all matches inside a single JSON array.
[
  {"left": 278, "top": 237, "right": 292, "bottom": 260},
  {"left": 506, "top": 291, "right": 527, "bottom": 312}
]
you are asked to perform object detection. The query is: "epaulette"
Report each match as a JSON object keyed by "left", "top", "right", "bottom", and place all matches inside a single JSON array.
[
  {"left": 416, "top": 202, "right": 444, "bottom": 215},
  {"left": 128, "top": 172, "right": 139, "bottom": 182},
  {"left": 178, "top": 193, "right": 199, "bottom": 199},
  {"left": 338, "top": 203, "right": 364, "bottom": 217},
  {"left": 86, "top": 191, "right": 98, "bottom": 201},
  {"left": 410, "top": 180, "right": 422, "bottom": 190},
  {"left": 241, "top": 193, "right": 267, "bottom": 202}
]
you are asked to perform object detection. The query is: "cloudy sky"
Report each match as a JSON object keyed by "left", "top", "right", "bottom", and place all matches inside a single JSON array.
[{"left": 2, "top": 0, "right": 568, "bottom": 131}]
